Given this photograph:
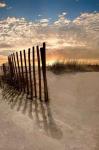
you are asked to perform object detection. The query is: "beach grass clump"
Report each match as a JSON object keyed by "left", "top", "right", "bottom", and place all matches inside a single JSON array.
[{"left": 47, "top": 60, "right": 99, "bottom": 74}]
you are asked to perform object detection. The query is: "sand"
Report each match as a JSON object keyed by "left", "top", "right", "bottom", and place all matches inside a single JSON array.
[{"left": 0, "top": 72, "right": 99, "bottom": 150}]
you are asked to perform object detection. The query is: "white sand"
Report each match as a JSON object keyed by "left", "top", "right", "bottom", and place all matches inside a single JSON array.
[{"left": 0, "top": 72, "right": 99, "bottom": 150}]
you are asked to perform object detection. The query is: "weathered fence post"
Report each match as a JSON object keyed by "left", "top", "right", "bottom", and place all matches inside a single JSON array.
[
  {"left": 10, "top": 54, "right": 17, "bottom": 86},
  {"left": 10, "top": 54, "right": 15, "bottom": 78},
  {"left": 40, "top": 43, "right": 48, "bottom": 102},
  {"left": 12, "top": 54, "right": 17, "bottom": 80},
  {"left": 16, "top": 52, "right": 22, "bottom": 91},
  {"left": 13, "top": 53, "right": 18, "bottom": 88},
  {"left": 32, "top": 46, "right": 37, "bottom": 98},
  {"left": 23, "top": 50, "right": 29, "bottom": 95},
  {"left": 20, "top": 51, "right": 25, "bottom": 92},
  {"left": 28, "top": 48, "right": 33, "bottom": 99},
  {"left": 37, "top": 46, "right": 42, "bottom": 100},
  {"left": 8, "top": 55, "right": 15, "bottom": 86},
  {"left": 8, "top": 55, "right": 14, "bottom": 79},
  {"left": 2, "top": 63, "right": 7, "bottom": 81}
]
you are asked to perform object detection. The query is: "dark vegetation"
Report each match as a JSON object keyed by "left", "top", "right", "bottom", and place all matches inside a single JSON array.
[{"left": 47, "top": 61, "right": 99, "bottom": 74}]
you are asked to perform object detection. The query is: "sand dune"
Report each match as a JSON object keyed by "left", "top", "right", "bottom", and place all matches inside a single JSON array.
[{"left": 0, "top": 72, "right": 99, "bottom": 150}]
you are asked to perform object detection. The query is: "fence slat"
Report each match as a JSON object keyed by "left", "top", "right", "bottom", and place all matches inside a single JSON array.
[
  {"left": 13, "top": 53, "right": 19, "bottom": 89},
  {"left": 11, "top": 54, "right": 15, "bottom": 78},
  {"left": 8, "top": 55, "right": 14, "bottom": 79},
  {"left": 11, "top": 54, "right": 17, "bottom": 87},
  {"left": 16, "top": 52, "right": 22, "bottom": 91},
  {"left": 13, "top": 53, "right": 18, "bottom": 81},
  {"left": 20, "top": 51, "right": 25, "bottom": 92},
  {"left": 37, "top": 46, "right": 42, "bottom": 100},
  {"left": 2, "top": 63, "right": 6, "bottom": 81},
  {"left": 8, "top": 56, "right": 11, "bottom": 78},
  {"left": 40, "top": 43, "right": 48, "bottom": 102},
  {"left": 23, "top": 50, "right": 29, "bottom": 95},
  {"left": 12, "top": 54, "right": 16, "bottom": 80},
  {"left": 28, "top": 48, "right": 33, "bottom": 99},
  {"left": 32, "top": 47, "right": 37, "bottom": 98}
]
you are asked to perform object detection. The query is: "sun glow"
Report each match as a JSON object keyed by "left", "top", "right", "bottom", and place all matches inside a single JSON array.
[{"left": 47, "top": 60, "right": 56, "bottom": 66}]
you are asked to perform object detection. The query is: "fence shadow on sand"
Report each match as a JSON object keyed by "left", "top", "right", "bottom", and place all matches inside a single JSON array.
[{"left": 1, "top": 84, "right": 63, "bottom": 140}]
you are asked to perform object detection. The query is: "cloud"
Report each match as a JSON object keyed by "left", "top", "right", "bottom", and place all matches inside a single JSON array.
[
  {"left": 0, "top": 2, "right": 6, "bottom": 8},
  {"left": 0, "top": 43, "right": 13, "bottom": 48},
  {"left": 73, "top": 12, "right": 99, "bottom": 49},
  {"left": 0, "top": 12, "right": 99, "bottom": 61},
  {"left": 62, "top": 12, "right": 67, "bottom": 15},
  {"left": 58, "top": 12, "right": 67, "bottom": 17},
  {"left": 40, "top": 18, "right": 49, "bottom": 23},
  {"left": 0, "top": 50, "right": 14, "bottom": 56},
  {"left": 39, "top": 18, "right": 49, "bottom": 26},
  {"left": 0, "top": 55, "right": 7, "bottom": 64},
  {"left": 54, "top": 12, "right": 70, "bottom": 26},
  {"left": 38, "top": 14, "right": 42, "bottom": 17}
]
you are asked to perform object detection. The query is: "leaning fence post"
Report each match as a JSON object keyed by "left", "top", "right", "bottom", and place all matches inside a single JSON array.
[
  {"left": 32, "top": 46, "right": 37, "bottom": 98},
  {"left": 10, "top": 54, "right": 16, "bottom": 86},
  {"left": 8, "top": 55, "right": 14, "bottom": 79},
  {"left": 2, "top": 63, "right": 6, "bottom": 81},
  {"left": 40, "top": 42, "right": 48, "bottom": 102},
  {"left": 16, "top": 52, "right": 22, "bottom": 91},
  {"left": 20, "top": 51, "right": 25, "bottom": 92},
  {"left": 37, "top": 46, "right": 42, "bottom": 100},
  {"left": 8, "top": 56, "right": 11, "bottom": 77},
  {"left": 11, "top": 54, "right": 16, "bottom": 84},
  {"left": 23, "top": 50, "right": 29, "bottom": 95},
  {"left": 28, "top": 48, "right": 33, "bottom": 99},
  {"left": 11, "top": 54, "right": 16, "bottom": 79},
  {"left": 13, "top": 53, "right": 18, "bottom": 88}
]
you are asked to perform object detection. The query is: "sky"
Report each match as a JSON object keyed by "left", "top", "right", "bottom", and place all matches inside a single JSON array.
[{"left": 0, "top": 0, "right": 99, "bottom": 64}]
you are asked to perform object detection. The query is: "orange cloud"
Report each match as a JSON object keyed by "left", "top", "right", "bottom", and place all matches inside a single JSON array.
[{"left": 0, "top": 55, "right": 7, "bottom": 65}]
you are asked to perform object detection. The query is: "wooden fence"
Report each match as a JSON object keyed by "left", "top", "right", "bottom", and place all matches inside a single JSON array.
[{"left": 1, "top": 42, "right": 48, "bottom": 102}]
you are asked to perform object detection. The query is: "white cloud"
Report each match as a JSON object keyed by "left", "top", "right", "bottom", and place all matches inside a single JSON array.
[
  {"left": 38, "top": 18, "right": 50, "bottom": 26},
  {"left": 0, "top": 2, "right": 6, "bottom": 8},
  {"left": 40, "top": 18, "right": 49, "bottom": 23},
  {"left": 54, "top": 12, "right": 70, "bottom": 26},
  {"left": 60, "top": 12, "right": 67, "bottom": 17},
  {"left": 73, "top": 12, "right": 99, "bottom": 49},
  {"left": 62, "top": 12, "right": 67, "bottom": 15},
  {"left": 38, "top": 14, "right": 42, "bottom": 17},
  {"left": 58, "top": 12, "right": 67, "bottom": 17},
  {"left": 0, "top": 12, "right": 99, "bottom": 59}
]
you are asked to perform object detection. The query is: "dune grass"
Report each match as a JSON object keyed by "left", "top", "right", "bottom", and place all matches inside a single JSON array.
[{"left": 47, "top": 61, "right": 99, "bottom": 74}]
